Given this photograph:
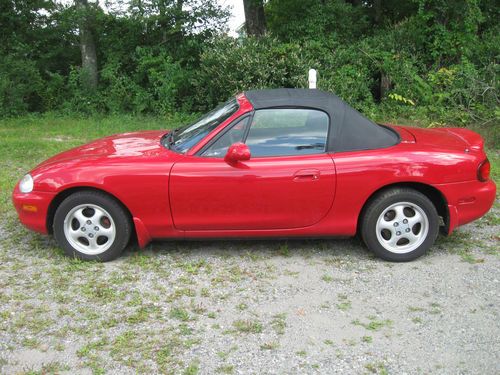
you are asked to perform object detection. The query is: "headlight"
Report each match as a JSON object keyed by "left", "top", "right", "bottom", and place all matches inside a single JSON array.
[{"left": 19, "top": 174, "right": 34, "bottom": 193}]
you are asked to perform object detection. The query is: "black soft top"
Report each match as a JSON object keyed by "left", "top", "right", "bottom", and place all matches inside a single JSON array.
[{"left": 244, "top": 88, "right": 399, "bottom": 152}]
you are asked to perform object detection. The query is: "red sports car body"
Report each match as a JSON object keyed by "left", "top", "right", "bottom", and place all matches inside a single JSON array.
[{"left": 12, "top": 89, "right": 496, "bottom": 261}]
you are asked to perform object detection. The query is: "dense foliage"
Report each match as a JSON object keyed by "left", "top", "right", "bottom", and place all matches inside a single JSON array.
[{"left": 0, "top": 0, "right": 498, "bottom": 140}]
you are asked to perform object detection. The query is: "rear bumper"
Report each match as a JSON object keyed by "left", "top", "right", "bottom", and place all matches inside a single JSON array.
[
  {"left": 435, "top": 179, "right": 496, "bottom": 234},
  {"left": 12, "top": 186, "right": 55, "bottom": 234}
]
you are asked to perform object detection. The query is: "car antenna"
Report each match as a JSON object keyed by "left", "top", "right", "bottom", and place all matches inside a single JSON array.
[{"left": 308, "top": 69, "right": 317, "bottom": 89}]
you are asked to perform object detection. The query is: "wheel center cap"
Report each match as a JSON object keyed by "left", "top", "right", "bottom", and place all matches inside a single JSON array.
[
  {"left": 400, "top": 221, "right": 410, "bottom": 232},
  {"left": 85, "top": 223, "right": 95, "bottom": 236}
]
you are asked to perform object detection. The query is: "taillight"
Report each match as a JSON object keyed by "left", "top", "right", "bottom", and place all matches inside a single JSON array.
[{"left": 477, "top": 159, "right": 490, "bottom": 182}]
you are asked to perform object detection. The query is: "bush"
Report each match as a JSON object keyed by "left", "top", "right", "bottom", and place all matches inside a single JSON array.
[
  {"left": 192, "top": 37, "right": 310, "bottom": 110},
  {"left": 0, "top": 56, "right": 43, "bottom": 116},
  {"left": 100, "top": 60, "right": 152, "bottom": 114}
]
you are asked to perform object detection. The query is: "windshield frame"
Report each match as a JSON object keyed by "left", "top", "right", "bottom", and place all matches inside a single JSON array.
[{"left": 165, "top": 98, "right": 239, "bottom": 154}]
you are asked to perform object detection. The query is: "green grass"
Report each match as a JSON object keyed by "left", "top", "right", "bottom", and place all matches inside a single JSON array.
[
  {"left": 352, "top": 317, "right": 393, "bottom": 331},
  {"left": 232, "top": 319, "right": 263, "bottom": 334}
]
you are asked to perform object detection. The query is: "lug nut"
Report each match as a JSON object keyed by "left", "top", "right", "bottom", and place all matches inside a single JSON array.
[
  {"left": 396, "top": 231, "right": 401, "bottom": 236},
  {"left": 406, "top": 228, "right": 411, "bottom": 232},
  {"left": 86, "top": 220, "right": 92, "bottom": 225},
  {"left": 403, "top": 219, "right": 408, "bottom": 224},
  {"left": 81, "top": 227, "right": 86, "bottom": 232},
  {"left": 394, "top": 222, "right": 399, "bottom": 227},
  {"left": 94, "top": 226, "right": 99, "bottom": 231},
  {"left": 88, "top": 233, "right": 94, "bottom": 238}
]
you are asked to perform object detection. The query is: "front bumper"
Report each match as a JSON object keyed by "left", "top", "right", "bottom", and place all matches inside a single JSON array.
[
  {"left": 12, "top": 185, "right": 55, "bottom": 234},
  {"left": 435, "top": 179, "right": 496, "bottom": 234}
]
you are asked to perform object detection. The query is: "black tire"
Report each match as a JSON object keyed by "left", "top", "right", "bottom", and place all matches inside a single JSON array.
[
  {"left": 360, "top": 188, "right": 439, "bottom": 262},
  {"left": 53, "top": 190, "right": 131, "bottom": 261}
]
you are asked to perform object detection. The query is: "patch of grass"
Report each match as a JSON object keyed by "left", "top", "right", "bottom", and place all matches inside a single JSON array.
[
  {"left": 190, "top": 302, "right": 206, "bottom": 315},
  {"left": 365, "top": 361, "right": 389, "bottom": 374},
  {"left": 21, "top": 337, "right": 40, "bottom": 348},
  {"left": 13, "top": 312, "right": 54, "bottom": 335},
  {"left": 77, "top": 337, "right": 108, "bottom": 358},
  {"left": 217, "top": 345, "right": 238, "bottom": 360},
  {"left": 178, "top": 323, "right": 194, "bottom": 336},
  {"left": 176, "top": 259, "right": 208, "bottom": 275},
  {"left": 277, "top": 243, "right": 290, "bottom": 257},
  {"left": 167, "top": 288, "right": 197, "bottom": 302},
  {"left": 170, "top": 307, "right": 192, "bottom": 322},
  {"left": 483, "top": 211, "right": 500, "bottom": 226},
  {"left": 260, "top": 341, "right": 279, "bottom": 350},
  {"left": 321, "top": 274, "right": 334, "bottom": 282},
  {"left": 156, "top": 346, "right": 174, "bottom": 369},
  {"left": 429, "top": 302, "right": 442, "bottom": 314},
  {"left": 183, "top": 360, "right": 200, "bottom": 375},
  {"left": 362, "top": 335, "right": 373, "bottom": 343},
  {"left": 352, "top": 317, "right": 393, "bottom": 331},
  {"left": 25, "top": 361, "right": 70, "bottom": 375},
  {"left": 110, "top": 329, "right": 188, "bottom": 371},
  {"left": 436, "top": 231, "right": 487, "bottom": 263},
  {"left": 407, "top": 306, "right": 425, "bottom": 312},
  {"left": 271, "top": 313, "right": 286, "bottom": 335},
  {"left": 126, "top": 305, "right": 161, "bottom": 324},
  {"left": 216, "top": 365, "right": 235, "bottom": 374},
  {"left": 236, "top": 303, "right": 248, "bottom": 311},
  {"left": 81, "top": 281, "right": 118, "bottom": 302},
  {"left": 232, "top": 319, "right": 263, "bottom": 334},
  {"left": 337, "top": 294, "right": 352, "bottom": 311}
]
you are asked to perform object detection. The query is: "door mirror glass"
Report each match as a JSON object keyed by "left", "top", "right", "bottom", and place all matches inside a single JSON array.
[{"left": 225, "top": 142, "right": 251, "bottom": 163}]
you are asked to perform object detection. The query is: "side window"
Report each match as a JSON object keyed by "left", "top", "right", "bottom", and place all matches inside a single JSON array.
[
  {"left": 245, "top": 109, "right": 329, "bottom": 157},
  {"left": 201, "top": 117, "right": 250, "bottom": 157}
]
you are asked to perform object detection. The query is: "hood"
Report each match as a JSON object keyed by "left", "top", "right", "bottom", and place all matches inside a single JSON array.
[{"left": 36, "top": 130, "right": 169, "bottom": 169}]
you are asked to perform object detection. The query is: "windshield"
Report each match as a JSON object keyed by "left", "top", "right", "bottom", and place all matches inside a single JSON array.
[{"left": 167, "top": 98, "right": 239, "bottom": 153}]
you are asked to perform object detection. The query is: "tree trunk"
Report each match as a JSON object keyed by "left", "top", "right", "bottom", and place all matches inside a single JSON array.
[
  {"left": 380, "top": 71, "right": 391, "bottom": 99},
  {"left": 243, "top": 0, "right": 266, "bottom": 37},
  {"left": 374, "top": 0, "right": 382, "bottom": 25},
  {"left": 76, "top": 0, "right": 98, "bottom": 90}
]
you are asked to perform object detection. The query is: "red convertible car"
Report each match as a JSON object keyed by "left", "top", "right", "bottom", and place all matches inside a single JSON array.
[{"left": 13, "top": 89, "right": 495, "bottom": 262}]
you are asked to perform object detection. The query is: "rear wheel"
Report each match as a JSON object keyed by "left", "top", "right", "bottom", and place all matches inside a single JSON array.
[
  {"left": 53, "top": 191, "right": 131, "bottom": 261},
  {"left": 361, "top": 188, "right": 439, "bottom": 262}
]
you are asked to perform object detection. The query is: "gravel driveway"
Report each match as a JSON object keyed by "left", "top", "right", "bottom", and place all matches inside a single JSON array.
[{"left": 0, "top": 201, "right": 498, "bottom": 375}]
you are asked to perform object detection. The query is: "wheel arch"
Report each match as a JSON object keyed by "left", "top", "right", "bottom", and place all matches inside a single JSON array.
[
  {"left": 357, "top": 182, "right": 449, "bottom": 235},
  {"left": 46, "top": 186, "right": 134, "bottom": 235}
]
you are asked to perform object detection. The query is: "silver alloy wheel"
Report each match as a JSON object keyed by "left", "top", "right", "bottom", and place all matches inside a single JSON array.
[
  {"left": 375, "top": 201, "right": 429, "bottom": 254},
  {"left": 63, "top": 204, "right": 116, "bottom": 255}
]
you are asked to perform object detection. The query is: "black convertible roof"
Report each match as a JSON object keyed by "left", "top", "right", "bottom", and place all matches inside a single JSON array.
[{"left": 244, "top": 88, "right": 399, "bottom": 152}]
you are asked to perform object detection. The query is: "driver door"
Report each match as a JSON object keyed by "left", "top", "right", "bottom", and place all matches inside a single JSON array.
[{"left": 169, "top": 108, "right": 336, "bottom": 231}]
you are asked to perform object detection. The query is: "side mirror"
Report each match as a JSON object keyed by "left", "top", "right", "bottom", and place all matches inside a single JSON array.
[{"left": 225, "top": 142, "right": 251, "bottom": 163}]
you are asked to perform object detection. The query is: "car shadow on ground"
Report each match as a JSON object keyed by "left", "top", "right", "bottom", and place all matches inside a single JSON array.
[
  {"left": 2, "top": 215, "right": 490, "bottom": 264},
  {"left": 121, "top": 236, "right": 376, "bottom": 262}
]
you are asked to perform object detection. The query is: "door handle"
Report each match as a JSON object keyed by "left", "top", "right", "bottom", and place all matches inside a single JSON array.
[{"left": 293, "top": 169, "right": 320, "bottom": 182}]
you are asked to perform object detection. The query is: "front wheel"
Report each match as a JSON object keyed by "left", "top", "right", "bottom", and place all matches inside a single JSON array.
[
  {"left": 53, "top": 191, "right": 132, "bottom": 261},
  {"left": 361, "top": 188, "right": 439, "bottom": 262}
]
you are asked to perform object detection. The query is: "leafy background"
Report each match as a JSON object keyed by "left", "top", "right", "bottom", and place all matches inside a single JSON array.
[{"left": 0, "top": 0, "right": 498, "bottom": 145}]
